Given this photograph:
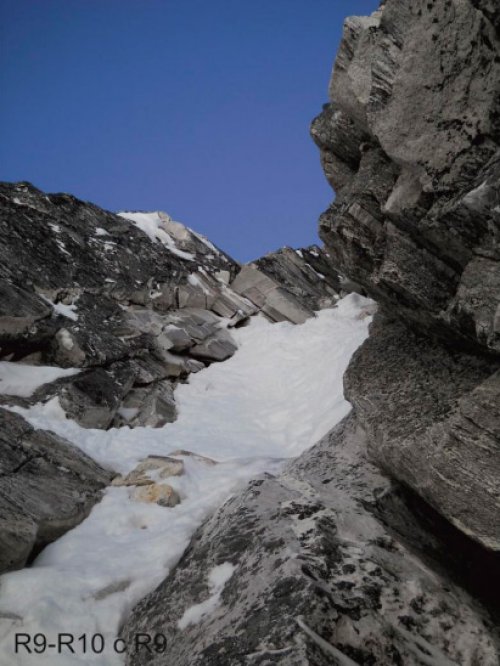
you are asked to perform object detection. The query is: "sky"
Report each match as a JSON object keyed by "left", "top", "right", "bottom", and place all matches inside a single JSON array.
[{"left": 0, "top": 0, "right": 379, "bottom": 262}]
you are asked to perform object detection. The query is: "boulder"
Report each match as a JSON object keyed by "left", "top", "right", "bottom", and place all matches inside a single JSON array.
[
  {"left": 230, "top": 265, "right": 314, "bottom": 324},
  {"left": 0, "top": 408, "right": 112, "bottom": 573},
  {"left": 113, "top": 382, "right": 177, "bottom": 429},
  {"left": 131, "top": 483, "right": 180, "bottom": 508},
  {"left": 112, "top": 456, "right": 185, "bottom": 486},
  {"left": 190, "top": 329, "right": 238, "bottom": 362}
]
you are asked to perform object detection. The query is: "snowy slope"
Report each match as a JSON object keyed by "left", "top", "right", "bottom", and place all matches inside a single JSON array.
[{"left": 0, "top": 294, "right": 372, "bottom": 666}]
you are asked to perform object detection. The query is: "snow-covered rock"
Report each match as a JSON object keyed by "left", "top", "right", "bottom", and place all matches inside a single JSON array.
[{"left": 123, "top": 415, "right": 500, "bottom": 666}]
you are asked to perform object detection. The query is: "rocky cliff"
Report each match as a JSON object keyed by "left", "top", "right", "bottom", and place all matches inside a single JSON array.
[
  {"left": 123, "top": 1, "right": 500, "bottom": 664},
  {"left": 311, "top": 0, "right": 500, "bottom": 552}
]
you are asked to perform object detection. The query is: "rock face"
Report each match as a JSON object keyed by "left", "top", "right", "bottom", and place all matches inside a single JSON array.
[
  {"left": 123, "top": 416, "right": 500, "bottom": 666},
  {"left": 311, "top": 0, "right": 500, "bottom": 354},
  {"left": 0, "top": 408, "right": 111, "bottom": 573},
  {"left": 310, "top": 0, "right": 500, "bottom": 551},
  {"left": 231, "top": 246, "right": 343, "bottom": 323}
]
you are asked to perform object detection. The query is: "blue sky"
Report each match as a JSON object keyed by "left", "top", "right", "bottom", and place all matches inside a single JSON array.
[{"left": 0, "top": 0, "right": 379, "bottom": 261}]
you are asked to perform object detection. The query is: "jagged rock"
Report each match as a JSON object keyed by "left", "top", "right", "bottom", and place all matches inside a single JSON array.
[
  {"left": 131, "top": 483, "right": 180, "bottom": 508},
  {"left": 112, "top": 380, "right": 177, "bottom": 429},
  {"left": 0, "top": 408, "right": 112, "bottom": 573},
  {"left": 310, "top": 0, "right": 500, "bottom": 553},
  {"left": 311, "top": 0, "right": 500, "bottom": 354},
  {"left": 0, "top": 181, "right": 336, "bottom": 432},
  {"left": 344, "top": 312, "right": 500, "bottom": 550},
  {"left": 231, "top": 265, "right": 314, "bottom": 324},
  {"left": 112, "top": 456, "right": 184, "bottom": 486},
  {"left": 253, "top": 245, "right": 342, "bottom": 310},
  {"left": 54, "top": 362, "right": 136, "bottom": 429},
  {"left": 123, "top": 415, "right": 500, "bottom": 665},
  {"left": 190, "top": 329, "right": 238, "bottom": 362}
]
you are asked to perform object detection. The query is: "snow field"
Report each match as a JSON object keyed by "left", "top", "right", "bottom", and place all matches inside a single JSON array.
[{"left": 0, "top": 294, "right": 372, "bottom": 665}]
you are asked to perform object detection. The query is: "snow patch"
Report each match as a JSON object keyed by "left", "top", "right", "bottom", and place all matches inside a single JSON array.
[
  {"left": 118, "top": 212, "right": 194, "bottom": 261},
  {"left": 0, "top": 363, "right": 80, "bottom": 398},
  {"left": 178, "top": 562, "right": 236, "bottom": 629},
  {"left": 41, "top": 295, "right": 79, "bottom": 321}
]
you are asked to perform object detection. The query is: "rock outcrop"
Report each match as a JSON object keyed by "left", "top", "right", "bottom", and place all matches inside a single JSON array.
[
  {"left": 123, "top": 416, "right": 500, "bottom": 666},
  {"left": 309, "top": 0, "right": 500, "bottom": 552},
  {"left": 231, "top": 246, "right": 342, "bottom": 323},
  {"left": 311, "top": 0, "right": 500, "bottom": 355},
  {"left": 0, "top": 408, "right": 111, "bottom": 573}
]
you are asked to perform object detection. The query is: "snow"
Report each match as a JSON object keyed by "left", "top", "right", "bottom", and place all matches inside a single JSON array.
[
  {"left": 56, "top": 240, "right": 71, "bottom": 256},
  {"left": 305, "top": 262, "right": 325, "bottom": 280},
  {"left": 0, "top": 294, "right": 373, "bottom": 665},
  {"left": 187, "top": 273, "right": 212, "bottom": 295},
  {"left": 117, "top": 212, "right": 194, "bottom": 261},
  {"left": 41, "top": 295, "right": 79, "bottom": 321},
  {"left": 177, "top": 562, "right": 235, "bottom": 629},
  {"left": 95, "top": 227, "right": 109, "bottom": 236},
  {"left": 0, "top": 362, "right": 80, "bottom": 398}
]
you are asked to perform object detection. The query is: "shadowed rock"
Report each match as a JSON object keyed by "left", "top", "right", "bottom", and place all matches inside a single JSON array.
[{"left": 0, "top": 408, "right": 112, "bottom": 573}]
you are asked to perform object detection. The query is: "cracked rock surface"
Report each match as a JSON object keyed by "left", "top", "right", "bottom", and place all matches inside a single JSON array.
[{"left": 123, "top": 416, "right": 500, "bottom": 665}]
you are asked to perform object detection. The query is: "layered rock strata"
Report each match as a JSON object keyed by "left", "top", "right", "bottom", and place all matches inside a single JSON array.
[{"left": 310, "top": 0, "right": 500, "bottom": 552}]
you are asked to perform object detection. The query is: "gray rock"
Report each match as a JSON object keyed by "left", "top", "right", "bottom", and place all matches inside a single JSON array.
[
  {"left": 123, "top": 415, "right": 500, "bottom": 665},
  {"left": 253, "top": 245, "right": 342, "bottom": 309},
  {"left": 54, "top": 362, "right": 136, "bottom": 429},
  {"left": 312, "top": 0, "right": 500, "bottom": 354},
  {"left": 344, "top": 312, "right": 500, "bottom": 551},
  {"left": 112, "top": 380, "right": 177, "bottom": 428},
  {"left": 310, "top": 0, "right": 500, "bottom": 553},
  {"left": 190, "top": 328, "right": 238, "bottom": 362},
  {"left": 0, "top": 408, "right": 112, "bottom": 573},
  {"left": 230, "top": 265, "right": 314, "bottom": 324}
]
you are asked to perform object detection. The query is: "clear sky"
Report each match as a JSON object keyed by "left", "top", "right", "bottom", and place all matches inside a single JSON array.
[{"left": 0, "top": 0, "right": 379, "bottom": 262}]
